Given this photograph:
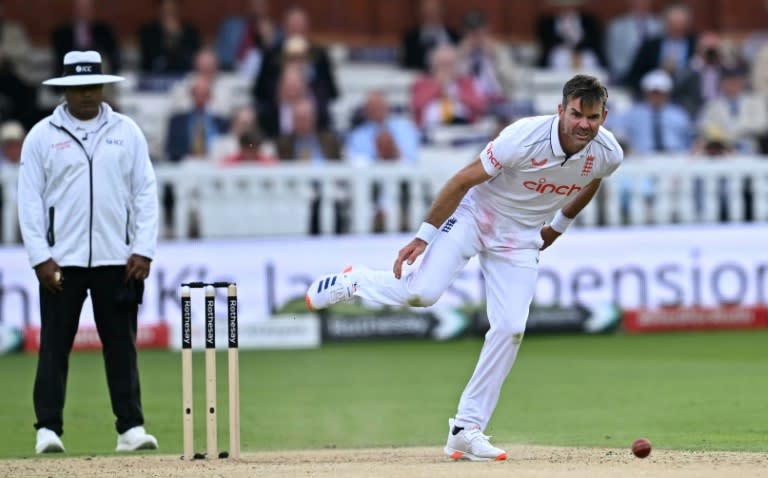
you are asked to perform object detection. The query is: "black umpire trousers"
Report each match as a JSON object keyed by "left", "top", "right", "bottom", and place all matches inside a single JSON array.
[{"left": 33, "top": 266, "right": 145, "bottom": 436}]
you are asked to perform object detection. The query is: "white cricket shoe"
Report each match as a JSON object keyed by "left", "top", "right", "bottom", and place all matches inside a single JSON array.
[
  {"left": 116, "top": 426, "right": 159, "bottom": 452},
  {"left": 305, "top": 266, "right": 360, "bottom": 311},
  {"left": 444, "top": 418, "right": 507, "bottom": 461},
  {"left": 35, "top": 428, "right": 65, "bottom": 454}
]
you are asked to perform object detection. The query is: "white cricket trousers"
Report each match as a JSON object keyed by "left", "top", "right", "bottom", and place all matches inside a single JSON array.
[{"left": 354, "top": 205, "right": 540, "bottom": 431}]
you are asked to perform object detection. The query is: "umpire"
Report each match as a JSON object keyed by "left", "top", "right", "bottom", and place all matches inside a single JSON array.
[{"left": 17, "top": 51, "right": 160, "bottom": 454}]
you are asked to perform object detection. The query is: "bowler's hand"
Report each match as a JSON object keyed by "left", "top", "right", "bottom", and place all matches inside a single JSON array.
[
  {"left": 35, "top": 258, "right": 63, "bottom": 293},
  {"left": 393, "top": 239, "right": 427, "bottom": 279},
  {"left": 539, "top": 225, "right": 561, "bottom": 251},
  {"left": 126, "top": 254, "right": 151, "bottom": 281}
]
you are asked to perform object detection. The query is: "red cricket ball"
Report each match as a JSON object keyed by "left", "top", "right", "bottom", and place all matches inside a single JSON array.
[{"left": 632, "top": 438, "right": 652, "bottom": 458}]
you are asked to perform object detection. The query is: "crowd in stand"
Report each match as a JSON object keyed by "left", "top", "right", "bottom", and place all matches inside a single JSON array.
[
  {"left": 3, "top": 0, "right": 768, "bottom": 163},
  {"left": 2, "top": 0, "right": 768, "bottom": 235}
]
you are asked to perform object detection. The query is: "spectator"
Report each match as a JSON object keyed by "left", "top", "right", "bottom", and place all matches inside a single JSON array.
[
  {"left": 138, "top": 0, "right": 201, "bottom": 75},
  {"left": 259, "top": 52, "right": 331, "bottom": 137},
  {"left": 697, "top": 64, "right": 768, "bottom": 154},
  {"left": 0, "top": 120, "right": 23, "bottom": 164},
  {"left": 276, "top": 98, "right": 345, "bottom": 235},
  {"left": 0, "top": 0, "right": 34, "bottom": 83},
  {"left": 345, "top": 91, "right": 421, "bottom": 233},
  {"left": 169, "top": 48, "right": 238, "bottom": 117},
  {"left": 165, "top": 76, "right": 229, "bottom": 162},
  {"left": 456, "top": 10, "right": 518, "bottom": 115},
  {"left": 620, "top": 69, "right": 692, "bottom": 154},
  {"left": 253, "top": 7, "right": 338, "bottom": 133},
  {"left": 536, "top": 0, "right": 605, "bottom": 70},
  {"left": 215, "top": 0, "right": 280, "bottom": 76},
  {"left": 411, "top": 44, "right": 487, "bottom": 129},
  {"left": 0, "top": 1, "right": 38, "bottom": 129},
  {"left": 51, "top": 0, "right": 121, "bottom": 75},
  {"left": 276, "top": 98, "right": 340, "bottom": 162},
  {"left": 220, "top": 127, "right": 278, "bottom": 166},
  {"left": 0, "top": 119, "right": 24, "bottom": 243},
  {"left": 211, "top": 105, "right": 259, "bottom": 160},
  {"left": 401, "top": 0, "right": 460, "bottom": 71},
  {"left": 623, "top": 2, "right": 697, "bottom": 92},
  {"left": 691, "top": 126, "right": 750, "bottom": 223},
  {"left": 345, "top": 90, "right": 420, "bottom": 164},
  {"left": 604, "top": 0, "right": 662, "bottom": 81}
]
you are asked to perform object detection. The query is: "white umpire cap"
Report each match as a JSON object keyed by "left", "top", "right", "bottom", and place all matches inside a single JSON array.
[{"left": 42, "top": 50, "right": 124, "bottom": 87}]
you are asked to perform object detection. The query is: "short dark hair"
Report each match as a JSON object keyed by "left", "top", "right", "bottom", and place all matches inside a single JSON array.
[
  {"left": 238, "top": 127, "right": 263, "bottom": 149},
  {"left": 561, "top": 75, "right": 609, "bottom": 111}
]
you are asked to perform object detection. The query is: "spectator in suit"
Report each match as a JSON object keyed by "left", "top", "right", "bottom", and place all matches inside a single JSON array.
[
  {"left": 345, "top": 90, "right": 420, "bottom": 164},
  {"left": 536, "top": 0, "right": 605, "bottom": 70},
  {"left": 51, "top": 0, "right": 121, "bottom": 74},
  {"left": 623, "top": 2, "right": 697, "bottom": 92},
  {"left": 165, "top": 76, "right": 229, "bottom": 162},
  {"left": 401, "top": 0, "right": 460, "bottom": 71},
  {"left": 220, "top": 127, "right": 278, "bottom": 166},
  {"left": 138, "top": 0, "right": 201, "bottom": 75},
  {"left": 411, "top": 44, "right": 487, "bottom": 129},
  {"left": 259, "top": 57, "right": 331, "bottom": 138},
  {"left": 252, "top": 7, "right": 338, "bottom": 134},
  {"left": 697, "top": 64, "right": 768, "bottom": 155},
  {"left": 276, "top": 98, "right": 340, "bottom": 162},
  {"left": 215, "top": 0, "right": 280, "bottom": 76},
  {"left": 276, "top": 98, "right": 345, "bottom": 234},
  {"left": 620, "top": 69, "right": 692, "bottom": 154},
  {"left": 604, "top": 0, "right": 663, "bottom": 82},
  {"left": 168, "top": 48, "right": 241, "bottom": 118}
]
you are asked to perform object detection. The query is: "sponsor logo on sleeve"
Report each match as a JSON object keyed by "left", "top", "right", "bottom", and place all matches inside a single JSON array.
[{"left": 486, "top": 143, "right": 502, "bottom": 170}]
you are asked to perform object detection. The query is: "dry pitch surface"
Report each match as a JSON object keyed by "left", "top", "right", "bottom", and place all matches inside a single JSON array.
[{"left": 4, "top": 445, "right": 768, "bottom": 478}]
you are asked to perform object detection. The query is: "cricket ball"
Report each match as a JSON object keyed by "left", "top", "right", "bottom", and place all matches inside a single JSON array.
[{"left": 632, "top": 438, "right": 652, "bottom": 458}]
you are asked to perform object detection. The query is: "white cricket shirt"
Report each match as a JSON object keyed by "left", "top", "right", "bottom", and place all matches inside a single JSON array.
[{"left": 461, "top": 114, "right": 623, "bottom": 247}]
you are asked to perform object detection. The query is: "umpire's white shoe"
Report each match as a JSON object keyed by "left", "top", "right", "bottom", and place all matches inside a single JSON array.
[
  {"left": 35, "top": 428, "right": 65, "bottom": 454},
  {"left": 444, "top": 419, "right": 507, "bottom": 461},
  {"left": 116, "top": 426, "right": 158, "bottom": 452},
  {"left": 305, "top": 266, "right": 361, "bottom": 311}
]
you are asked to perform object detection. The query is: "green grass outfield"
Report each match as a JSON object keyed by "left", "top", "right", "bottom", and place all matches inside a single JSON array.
[{"left": 1, "top": 330, "right": 766, "bottom": 458}]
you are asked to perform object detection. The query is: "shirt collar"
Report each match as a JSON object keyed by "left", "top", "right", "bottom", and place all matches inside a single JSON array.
[
  {"left": 550, "top": 116, "right": 566, "bottom": 157},
  {"left": 551, "top": 115, "right": 595, "bottom": 161}
]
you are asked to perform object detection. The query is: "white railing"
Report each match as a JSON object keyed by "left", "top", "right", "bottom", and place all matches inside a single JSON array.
[{"left": 2, "top": 155, "right": 768, "bottom": 244}]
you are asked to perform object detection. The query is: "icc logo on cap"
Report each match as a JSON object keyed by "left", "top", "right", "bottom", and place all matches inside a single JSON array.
[{"left": 75, "top": 65, "right": 92, "bottom": 73}]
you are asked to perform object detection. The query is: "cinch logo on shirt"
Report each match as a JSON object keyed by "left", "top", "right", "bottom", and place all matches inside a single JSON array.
[
  {"left": 523, "top": 178, "right": 582, "bottom": 196},
  {"left": 486, "top": 143, "right": 501, "bottom": 169}
]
